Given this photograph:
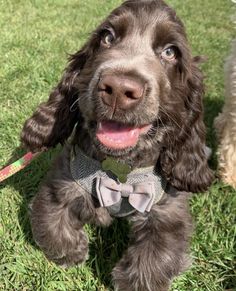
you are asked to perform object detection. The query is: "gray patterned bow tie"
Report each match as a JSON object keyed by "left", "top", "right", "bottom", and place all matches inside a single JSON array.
[{"left": 96, "top": 177, "right": 156, "bottom": 213}]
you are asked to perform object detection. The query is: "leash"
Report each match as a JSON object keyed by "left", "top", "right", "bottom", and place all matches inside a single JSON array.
[{"left": 0, "top": 152, "right": 40, "bottom": 183}]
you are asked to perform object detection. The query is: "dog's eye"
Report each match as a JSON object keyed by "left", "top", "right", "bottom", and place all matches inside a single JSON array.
[
  {"left": 161, "top": 46, "right": 178, "bottom": 62},
  {"left": 101, "top": 29, "right": 115, "bottom": 47}
]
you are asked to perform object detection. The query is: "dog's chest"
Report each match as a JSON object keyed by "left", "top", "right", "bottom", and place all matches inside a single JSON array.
[{"left": 70, "top": 146, "right": 166, "bottom": 217}]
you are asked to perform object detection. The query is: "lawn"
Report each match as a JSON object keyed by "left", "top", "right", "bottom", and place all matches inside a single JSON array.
[{"left": 0, "top": 0, "right": 235, "bottom": 290}]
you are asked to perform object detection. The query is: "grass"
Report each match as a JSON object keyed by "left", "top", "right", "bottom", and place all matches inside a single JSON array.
[{"left": 0, "top": 0, "right": 235, "bottom": 290}]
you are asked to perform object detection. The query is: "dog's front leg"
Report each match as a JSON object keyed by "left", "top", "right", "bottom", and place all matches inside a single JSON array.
[
  {"left": 29, "top": 184, "right": 95, "bottom": 267},
  {"left": 112, "top": 190, "right": 192, "bottom": 291}
]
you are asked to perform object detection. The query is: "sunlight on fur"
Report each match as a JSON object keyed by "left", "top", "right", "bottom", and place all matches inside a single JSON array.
[{"left": 215, "top": 40, "right": 236, "bottom": 188}]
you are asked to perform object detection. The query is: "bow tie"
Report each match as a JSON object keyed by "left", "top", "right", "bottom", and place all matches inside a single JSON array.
[{"left": 96, "top": 177, "right": 156, "bottom": 213}]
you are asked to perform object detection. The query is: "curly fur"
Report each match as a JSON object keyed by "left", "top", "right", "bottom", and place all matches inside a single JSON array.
[
  {"left": 214, "top": 40, "right": 236, "bottom": 188},
  {"left": 21, "top": 1, "right": 213, "bottom": 290}
]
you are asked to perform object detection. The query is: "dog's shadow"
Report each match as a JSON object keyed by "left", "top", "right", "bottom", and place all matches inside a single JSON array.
[
  {"left": 203, "top": 96, "right": 224, "bottom": 169},
  {"left": 1, "top": 145, "right": 129, "bottom": 289},
  {"left": 88, "top": 220, "right": 130, "bottom": 288},
  {"left": 0, "top": 146, "right": 57, "bottom": 246}
]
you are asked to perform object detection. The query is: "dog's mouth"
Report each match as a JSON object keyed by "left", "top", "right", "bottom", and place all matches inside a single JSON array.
[{"left": 96, "top": 120, "right": 152, "bottom": 150}]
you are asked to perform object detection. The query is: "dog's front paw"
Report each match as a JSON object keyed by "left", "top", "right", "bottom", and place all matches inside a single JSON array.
[
  {"left": 37, "top": 227, "right": 89, "bottom": 268},
  {"left": 112, "top": 252, "right": 171, "bottom": 291},
  {"left": 52, "top": 246, "right": 89, "bottom": 268}
]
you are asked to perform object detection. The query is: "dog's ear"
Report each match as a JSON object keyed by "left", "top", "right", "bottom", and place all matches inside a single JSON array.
[
  {"left": 160, "top": 59, "right": 214, "bottom": 192},
  {"left": 20, "top": 43, "right": 93, "bottom": 152}
]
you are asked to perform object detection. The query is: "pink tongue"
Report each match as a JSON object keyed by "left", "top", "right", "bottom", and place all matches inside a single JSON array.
[{"left": 96, "top": 121, "right": 150, "bottom": 150}]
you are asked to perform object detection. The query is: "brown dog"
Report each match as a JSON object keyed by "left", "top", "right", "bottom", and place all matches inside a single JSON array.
[{"left": 21, "top": 1, "right": 213, "bottom": 290}]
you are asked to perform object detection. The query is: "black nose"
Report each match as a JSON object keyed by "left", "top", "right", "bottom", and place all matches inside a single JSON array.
[{"left": 98, "top": 75, "right": 145, "bottom": 110}]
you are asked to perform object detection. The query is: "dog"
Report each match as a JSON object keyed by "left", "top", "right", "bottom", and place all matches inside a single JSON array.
[
  {"left": 21, "top": 1, "right": 213, "bottom": 290},
  {"left": 214, "top": 40, "right": 236, "bottom": 188}
]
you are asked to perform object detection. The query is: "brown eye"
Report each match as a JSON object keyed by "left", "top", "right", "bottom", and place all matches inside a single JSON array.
[
  {"left": 161, "top": 46, "right": 177, "bottom": 61},
  {"left": 101, "top": 29, "right": 115, "bottom": 47}
]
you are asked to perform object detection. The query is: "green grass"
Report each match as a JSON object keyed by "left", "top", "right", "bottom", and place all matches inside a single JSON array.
[{"left": 0, "top": 0, "right": 235, "bottom": 290}]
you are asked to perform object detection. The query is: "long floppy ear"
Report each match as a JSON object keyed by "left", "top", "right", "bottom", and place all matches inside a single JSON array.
[
  {"left": 20, "top": 47, "right": 90, "bottom": 153},
  {"left": 160, "top": 59, "right": 214, "bottom": 192}
]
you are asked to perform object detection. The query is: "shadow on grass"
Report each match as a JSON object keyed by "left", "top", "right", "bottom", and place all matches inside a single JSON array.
[
  {"left": 0, "top": 145, "right": 129, "bottom": 289},
  {"left": 0, "top": 146, "right": 56, "bottom": 246},
  {"left": 88, "top": 220, "right": 130, "bottom": 289},
  {"left": 203, "top": 95, "right": 224, "bottom": 170}
]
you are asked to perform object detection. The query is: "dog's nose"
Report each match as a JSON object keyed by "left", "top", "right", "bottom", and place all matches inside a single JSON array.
[{"left": 98, "top": 75, "right": 145, "bottom": 110}]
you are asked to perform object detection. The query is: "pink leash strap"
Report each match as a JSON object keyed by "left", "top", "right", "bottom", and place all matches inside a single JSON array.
[{"left": 0, "top": 152, "right": 40, "bottom": 183}]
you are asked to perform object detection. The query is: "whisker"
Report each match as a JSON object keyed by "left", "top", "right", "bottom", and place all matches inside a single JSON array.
[
  {"left": 158, "top": 105, "right": 191, "bottom": 139},
  {"left": 158, "top": 116, "right": 171, "bottom": 140},
  {"left": 70, "top": 97, "right": 80, "bottom": 112}
]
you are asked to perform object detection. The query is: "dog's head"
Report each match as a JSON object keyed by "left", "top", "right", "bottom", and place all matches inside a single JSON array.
[{"left": 21, "top": 0, "right": 213, "bottom": 192}]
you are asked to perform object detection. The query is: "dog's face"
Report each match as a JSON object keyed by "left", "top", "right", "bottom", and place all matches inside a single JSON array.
[
  {"left": 74, "top": 0, "right": 190, "bottom": 157},
  {"left": 21, "top": 0, "right": 213, "bottom": 192}
]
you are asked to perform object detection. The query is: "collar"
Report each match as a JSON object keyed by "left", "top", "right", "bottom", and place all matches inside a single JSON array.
[{"left": 70, "top": 145, "right": 166, "bottom": 217}]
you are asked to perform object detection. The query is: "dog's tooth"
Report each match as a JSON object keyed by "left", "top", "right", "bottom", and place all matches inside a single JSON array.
[{"left": 98, "top": 122, "right": 102, "bottom": 131}]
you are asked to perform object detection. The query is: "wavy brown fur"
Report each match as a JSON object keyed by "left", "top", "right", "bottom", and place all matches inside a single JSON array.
[{"left": 21, "top": 1, "right": 213, "bottom": 290}]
